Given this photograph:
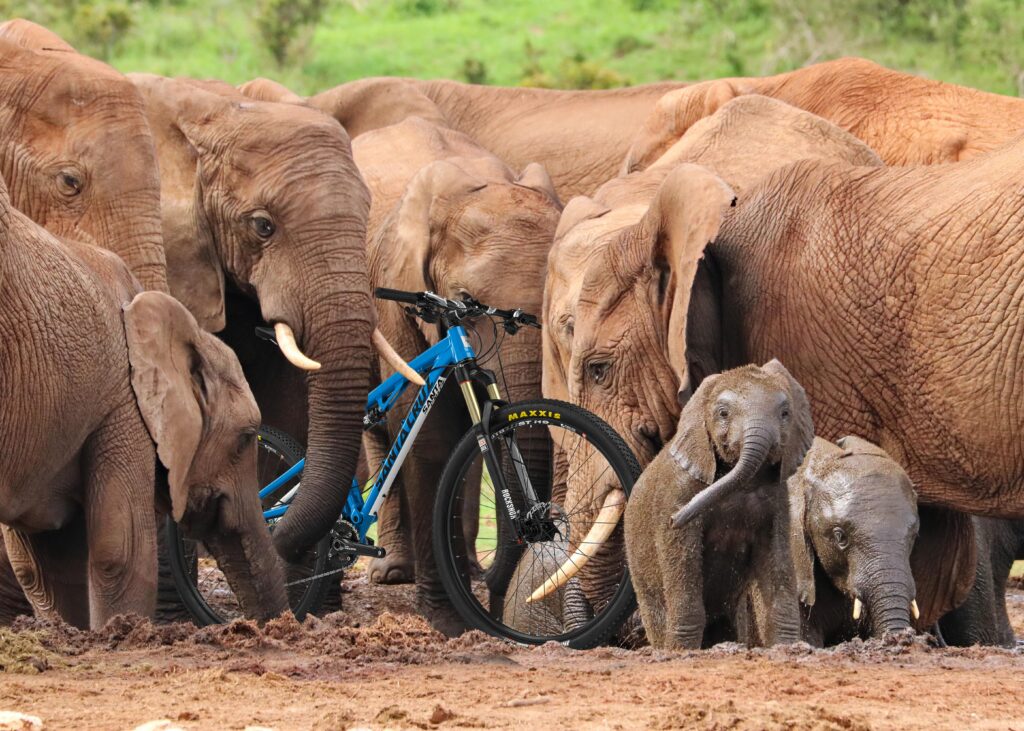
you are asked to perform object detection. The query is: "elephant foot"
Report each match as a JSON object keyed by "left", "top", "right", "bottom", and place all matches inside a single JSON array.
[
  {"left": 417, "top": 591, "right": 467, "bottom": 637},
  {"left": 368, "top": 552, "right": 416, "bottom": 585}
]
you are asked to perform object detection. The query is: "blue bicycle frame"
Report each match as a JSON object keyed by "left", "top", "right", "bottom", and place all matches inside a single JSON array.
[{"left": 258, "top": 324, "right": 480, "bottom": 543}]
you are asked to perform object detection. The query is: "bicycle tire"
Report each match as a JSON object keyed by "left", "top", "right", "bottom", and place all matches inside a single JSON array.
[
  {"left": 166, "top": 424, "right": 334, "bottom": 625},
  {"left": 433, "top": 398, "right": 640, "bottom": 648}
]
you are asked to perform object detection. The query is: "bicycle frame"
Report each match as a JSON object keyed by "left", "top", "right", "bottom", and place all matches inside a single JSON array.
[{"left": 258, "top": 324, "right": 482, "bottom": 543}]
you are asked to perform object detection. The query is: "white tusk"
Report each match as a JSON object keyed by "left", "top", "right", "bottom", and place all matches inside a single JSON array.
[
  {"left": 372, "top": 328, "right": 425, "bottom": 386},
  {"left": 911, "top": 599, "right": 920, "bottom": 620},
  {"left": 526, "top": 489, "right": 625, "bottom": 604},
  {"left": 852, "top": 597, "right": 863, "bottom": 620},
  {"left": 274, "top": 323, "right": 321, "bottom": 371}
]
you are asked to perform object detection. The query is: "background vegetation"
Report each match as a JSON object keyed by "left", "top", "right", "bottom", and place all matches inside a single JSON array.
[{"left": 2, "top": 0, "right": 1022, "bottom": 97}]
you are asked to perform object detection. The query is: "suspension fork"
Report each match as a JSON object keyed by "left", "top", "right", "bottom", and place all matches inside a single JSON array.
[{"left": 454, "top": 364, "right": 538, "bottom": 529}]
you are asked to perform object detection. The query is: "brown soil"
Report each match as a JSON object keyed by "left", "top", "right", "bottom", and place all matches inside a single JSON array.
[{"left": 1, "top": 578, "right": 1022, "bottom": 730}]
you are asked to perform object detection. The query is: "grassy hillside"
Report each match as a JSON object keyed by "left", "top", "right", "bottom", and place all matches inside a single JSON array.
[{"left": 5, "top": 0, "right": 1023, "bottom": 97}]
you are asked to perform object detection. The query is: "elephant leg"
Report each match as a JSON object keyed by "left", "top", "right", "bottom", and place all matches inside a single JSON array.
[
  {"left": 751, "top": 513, "right": 801, "bottom": 646},
  {"left": 403, "top": 390, "right": 471, "bottom": 636},
  {"left": 659, "top": 526, "right": 705, "bottom": 650},
  {"left": 563, "top": 577, "right": 593, "bottom": 632},
  {"left": 0, "top": 533, "right": 33, "bottom": 625},
  {"left": 364, "top": 427, "right": 415, "bottom": 585},
  {"left": 3, "top": 519, "right": 90, "bottom": 628},
  {"left": 81, "top": 407, "right": 158, "bottom": 627}
]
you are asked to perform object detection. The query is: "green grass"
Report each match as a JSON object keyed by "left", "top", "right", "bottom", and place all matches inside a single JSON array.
[{"left": 11, "top": 0, "right": 1024, "bottom": 97}]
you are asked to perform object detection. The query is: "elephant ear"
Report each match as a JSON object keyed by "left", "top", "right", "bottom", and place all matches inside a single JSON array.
[
  {"left": 379, "top": 159, "right": 488, "bottom": 344},
  {"left": 238, "top": 77, "right": 306, "bottom": 105},
  {"left": 121, "top": 286, "right": 256, "bottom": 520},
  {"left": 515, "top": 163, "right": 561, "bottom": 207},
  {"left": 762, "top": 359, "right": 815, "bottom": 481},
  {"left": 787, "top": 464, "right": 815, "bottom": 607},
  {"left": 130, "top": 73, "right": 230, "bottom": 332},
  {"left": 641, "top": 164, "right": 736, "bottom": 389},
  {"left": 667, "top": 373, "right": 719, "bottom": 485}
]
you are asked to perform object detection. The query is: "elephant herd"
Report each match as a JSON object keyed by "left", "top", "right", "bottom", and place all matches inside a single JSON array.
[{"left": 0, "top": 18, "right": 1022, "bottom": 650}]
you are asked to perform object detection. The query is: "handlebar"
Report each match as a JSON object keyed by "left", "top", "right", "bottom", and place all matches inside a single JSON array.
[{"left": 373, "top": 288, "right": 540, "bottom": 333}]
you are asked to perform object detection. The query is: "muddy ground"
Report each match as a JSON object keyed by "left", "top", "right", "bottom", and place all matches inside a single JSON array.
[{"left": 0, "top": 568, "right": 1022, "bottom": 731}]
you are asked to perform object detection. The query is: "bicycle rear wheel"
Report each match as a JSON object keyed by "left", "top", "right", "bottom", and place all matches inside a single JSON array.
[
  {"left": 166, "top": 425, "right": 334, "bottom": 625},
  {"left": 433, "top": 399, "right": 640, "bottom": 648}
]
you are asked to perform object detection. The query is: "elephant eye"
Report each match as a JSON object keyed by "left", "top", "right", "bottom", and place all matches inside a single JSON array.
[
  {"left": 586, "top": 360, "right": 610, "bottom": 385},
  {"left": 716, "top": 406, "right": 730, "bottom": 419},
  {"left": 57, "top": 171, "right": 82, "bottom": 196},
  {"left": 781, "top": 407, "right": 791, "bottom": 420},
  {"left": 833, "top": 527, "right": 848, "bottom": 549},
  {"left": 251, "top": 214, "right": 276, "bottom": 239},
  {"left": 236, "top": 428, "right": 257, "bottom": 455}
]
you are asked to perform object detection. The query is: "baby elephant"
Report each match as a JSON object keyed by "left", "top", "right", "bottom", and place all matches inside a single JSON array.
[
  {"left": 625, "top": 360, "right": 813, "bottom": 649},
  {"left": 789, "top": 436, "right": 920, "bottom": 644}
]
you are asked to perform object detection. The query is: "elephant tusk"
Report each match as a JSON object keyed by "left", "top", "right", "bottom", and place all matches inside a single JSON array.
[
  {"left": 852, "top": 597, "right": 863, "bottom": 620},
  {"left": 274, "top": 323, "right": 321, "bottom": 371},
  {"left": 373, "top": 328, "right": 425, "bottom": 386},
  {"left": 525, "top": 489, "right": 625, "bottom": 604},
  {"left": 911, "top": 599, "right": 920, "bottom": 620}
]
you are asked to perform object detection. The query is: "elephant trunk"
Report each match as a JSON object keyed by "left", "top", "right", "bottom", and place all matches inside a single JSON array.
[
  {"left": 670, "top": 421, "right": 775, "bottom": 528},
  {"left": 271, "top": 286, "right": 374, "bottom": 563},
  {"left": 204, "top": 520, "right": 289, "bottom": 622},
  {"left": 859, "top": 564, "right": 916, "bottom": 637}
]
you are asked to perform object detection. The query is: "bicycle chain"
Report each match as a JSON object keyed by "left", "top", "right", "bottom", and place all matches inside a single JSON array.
[{"left": 284, "top": 564, "right": 347, "bottom": 587}]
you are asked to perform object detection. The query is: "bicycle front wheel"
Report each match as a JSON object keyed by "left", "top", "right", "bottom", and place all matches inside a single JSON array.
[{"left": 433, "top": 399, "right": 640, "bottom": 648}]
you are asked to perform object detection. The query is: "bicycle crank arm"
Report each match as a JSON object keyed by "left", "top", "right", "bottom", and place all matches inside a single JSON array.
[{"left": 332, "top": 539, "right": 386, "bottom": 560}]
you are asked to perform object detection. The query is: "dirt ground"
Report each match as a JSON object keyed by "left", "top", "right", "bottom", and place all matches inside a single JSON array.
[{"left": 1, "top": 569, "right": 1022, "bottom": 731}]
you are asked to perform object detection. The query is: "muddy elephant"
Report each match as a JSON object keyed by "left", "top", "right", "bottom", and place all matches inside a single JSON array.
[
  {"left": 0, "top": 20, "right": 166, "bottom": 290},
  {"left": 938, "top": 518, "right": 1024, "bottom": 648},
  {"left": 238, "top": 76, "right": 686, "bottom": 201},
  {"left": 789, "top": 437, "right": 921, "bottom": 644},
  {"left": 501, "top": 538, "right": 592, "bottom": 635},
  {"left": 0, "top": 172, "right": 287, "bottom": 628},
  {"left": 624, "top": 57, "right": 1024, "bottom": 173},
  {"left": 625, "top": 360, "right": 810, "bottom": 649},
  {"left": 350, "top": 116, "right": 561, "bottom": 633},
  {"left": 129, "top": 75, "right": 389, "bottom": 566}
]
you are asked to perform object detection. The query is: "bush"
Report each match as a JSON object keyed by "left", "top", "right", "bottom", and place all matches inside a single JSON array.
[
  {"left": 71, "top": 1, "right": 134, "bottom": 59},
  {"left": 461, "top": 57, "right": 488, "bottom": 84},
  {"left": 395, "top": 0, "right": 459, "bottom": 16},
  {"left": 255, "top": 0, "right": 329, "bottom": 66}
]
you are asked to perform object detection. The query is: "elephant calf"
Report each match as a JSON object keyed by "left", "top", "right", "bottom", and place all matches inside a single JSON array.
[
  {"left": 789, "top": 437, "right": 921, "bottom": 645},
  {"left": 624, "top": 360, "right": 813, "bottom": 649}
]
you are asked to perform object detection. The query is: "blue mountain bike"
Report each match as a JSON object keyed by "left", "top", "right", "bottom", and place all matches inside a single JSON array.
[{"left": 168, "top": 289, "right": 640, "bottom": 648}]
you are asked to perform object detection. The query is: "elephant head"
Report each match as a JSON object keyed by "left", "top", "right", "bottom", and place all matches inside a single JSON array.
[
  {"left": 130, "top": 74, "right": 377, "bottom": 563},
  {"left": 789, "top": 436, "right": 920, "bottom": 636},
  {"left": 366, "top": 151, "right": 562, "bottom": 399},
  {"left": 669, "top": 359, "right": 814, "bottom": 527},
  {"left": 124, "top": 291, "right": 289, "bottom": 621},
  {"left": 564, "top": 164, "right": 736, "bottom": 466},
  {"left": 0, "top": 22, "right": 166, "bottom": 291}
]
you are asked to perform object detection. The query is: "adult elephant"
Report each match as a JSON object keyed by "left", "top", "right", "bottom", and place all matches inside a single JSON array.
[
  {"left": 0, "top": 173, "right": 288, "bottom": 628},
  {"left": 352, "top": 116, "right": 561, "bottom": 633},
  {"left": 0, "top": 20, "right": 166, "bottom": 290},
  {"left": 128, "top": 75, "right": 397, "bottom": 567},
  {"left": 624, "top": 57, "right": 1024, "bottom": 173},
  {"left": 241, "top": 76, "right": 686, "bottom": 200},
  {"left": 560, "top": 131, "right": 1024, "bottom": 628}
]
